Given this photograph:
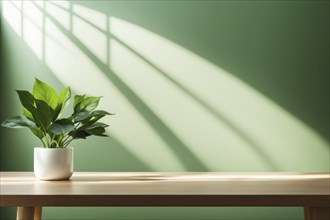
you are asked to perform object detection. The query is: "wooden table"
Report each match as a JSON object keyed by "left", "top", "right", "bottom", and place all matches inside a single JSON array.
[{"left": 0, "top": 172, "right": 329, "bottom": 220}]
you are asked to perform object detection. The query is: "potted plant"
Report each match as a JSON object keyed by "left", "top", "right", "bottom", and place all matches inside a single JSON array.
[{"left": 1, "top": 78, "right": 112, "bottom": 180}]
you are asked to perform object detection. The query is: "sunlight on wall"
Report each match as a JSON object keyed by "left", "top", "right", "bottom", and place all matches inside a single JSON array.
[
  {"left": 2, "top": 0, "right": 329, "bottom": 171},
  {"left": 73, "top": 4, "right": 106, "bottom": 31},
  {"left": 39, "top": 0, "right": 186, "bottom": 171},
  {"left": 72, "top": 4, "right": 108, "bottom": 64},
  {"left": 110, "top": 39, "right": 262, "bottom": 170},
  {"left": 46, "top": 0, "right": 70, "bottom": 30},
  {"left": 109, "top": 17, "right": 329, "bottom": 171},
  {"left": 3, "top": 1, "right": 22, "bottom": 37},
  {"left": 22, "top": 1, "right": 43, "bottom": 60}
]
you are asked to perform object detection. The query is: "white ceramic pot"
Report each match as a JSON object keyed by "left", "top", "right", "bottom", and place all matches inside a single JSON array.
[{"left": 34, "top": 147, "right": 73, "bottom": 180}]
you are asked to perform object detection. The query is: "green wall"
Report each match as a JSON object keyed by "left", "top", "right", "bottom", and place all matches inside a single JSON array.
[{"left": 1, "top": 0, "right": 329, "bottom": 219}]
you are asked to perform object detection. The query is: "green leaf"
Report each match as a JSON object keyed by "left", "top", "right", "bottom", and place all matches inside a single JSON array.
[
  {"left": 35, "top": 99, "right": 53, "bottom": 130},
  {"left": 86, "top": 122, "right": 109, "bottom": 130},
  {"left": 73, "top": 95, "right": 85, "bottom": 112},
  {"left": 15, "top": 90, "right": 37, "bottom": 121},
  {"left": 1, "top": 116, "right": 44, "bottom": 140},
  {"left": 22, "top": 116, "right": 37, "bottom": 128},
  {"left": 79, "top": 115, "right": 104, "bottom": 129},
  {"left": 28, "top": 108, "right": 43, "bottom": 130},
  {"left": 22, "top": 99, "right": 53, "bottom": 132},
  {"left": 92, "top": 110, "right": 114, "bottom": 116},
  {"left": 16, "top": 90, "right": 35, "bottom": 113},
  {"left": 23, "top": 107, "right": 34, "bottom": 121},
  {"left": 75, "top": 96, "right": 101, "bottom": 113},
  {"left": 1, "top": 116, "right": 36, "bottom": 128},
  {"left": 49, "top": 119, "right": 75, "bottom": 135},
  {"left": 29, "top": 127, "right": 44, "bottom": 139},
  {"left": 71, "top": 130, "right": 91, "bottom": 139},
  {"left": 36, "top": 99, "right": 54, "bottom": 118},
  {"left": 6, "top": 80, "right": 112, "bottom": 145},
  {"left": 33, "top": 78, "right": 58, "bottom": 110},
  {"left": 74, "top": 111, "right": 92, "bottom": 122},
  {"left": 54, "top": 87, "right": 71, "bottom": 119},
  {"left": 86, "top": 127, "right": 108, "bottom": 137}
]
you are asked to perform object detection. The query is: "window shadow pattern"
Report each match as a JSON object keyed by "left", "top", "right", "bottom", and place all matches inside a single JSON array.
[{"left": 2, "top": 0, "right": 329, "bottom": 172}]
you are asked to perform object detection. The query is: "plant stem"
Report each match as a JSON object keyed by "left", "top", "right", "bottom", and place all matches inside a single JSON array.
[
  {"left": 63, "top": 122, "right": 81, "bottom": 148},
  {"left": 62, "top": 134, "right": 71, "bottom": 145},
  {"left": 63, "top": 138, "right": 74, "bottom": 148},
  {"left": 41, "top": 138, "right": 47, "bottom": 148}
]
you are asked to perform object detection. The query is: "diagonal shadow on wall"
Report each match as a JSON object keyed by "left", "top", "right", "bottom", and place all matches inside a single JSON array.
[
  {"left": 64, "top": 3, "right": 278, "bottom": 170},
  {"left": 32, "top": 1, "right": 208, "bottom": 171},
  {"left": 110, "top": 34, "right": 279, "bottom": 171}
]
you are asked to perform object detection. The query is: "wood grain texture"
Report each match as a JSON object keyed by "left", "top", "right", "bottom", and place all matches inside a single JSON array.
[
  {"left": 33, "top": 207, "right": 42, "bottom": 220},
  {"left": 304, "top": 207, "right": 330, "bottom": 220},
  {"left": 1, "top": 172, "right": 329, "bottom": 207},
  {"left": 16, "top": 206, "right": 42, "bottom": 220},
  {"left": 16, "top": 207, "right": 34, "bottom": 220}
]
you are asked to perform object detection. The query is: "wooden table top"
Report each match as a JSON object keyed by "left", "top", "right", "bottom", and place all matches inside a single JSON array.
[{"left": 1, "top": 172, "right": 329, "bottom": 207}]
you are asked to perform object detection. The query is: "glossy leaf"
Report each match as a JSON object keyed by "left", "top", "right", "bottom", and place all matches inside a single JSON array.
[
  {"left": 29, "top": 127, "right": 44, "bottom": 139},
  {"left": 34, "top": 99, "right": 53, "bottom": 131},
  {"left": 33, "top": 78, "right": 58, "bottom": 110},
  {"left": 75, "top": 96, "right": 101, "bottom": 113},
  {"left": 16, "top": 90, "right": 36, "bottom": 122},
  {"left": 73, "top": 95, "right": 85, "bottom": 112},
  {"left": 86, "top": 127, "right": 108, "bottom": 137},
  {"left": 54, "top": 87, "right": 71, "bottom": 119},
  {"left": 92, "top": 110, "right": 114, "bottom": 116},
  {"left": 2, "top": 79, "right": 112, "bottom": 148},
  {"left": 1, "top": 116, "right": 36, "bottom": 128},
  {"left": 16, "top": 90, "right": 35, "bottom": 116},
  {"left": 74, "top": 111, "right": 92, "bottom": 122},
  {"left": 49, "top": 119, "right": 75, "bottom": 135},
  {"left": 23, "top": 108, "right": 34, "bottom": 121},
  {"left": 86, "top": 122, "right": 109, "bottom": 130},
  {"left": 79, "top": 115, "right": 104, "bottom": 129},
  {"left": 72, "top": 130, "right": 91, "bottom": 139}
]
